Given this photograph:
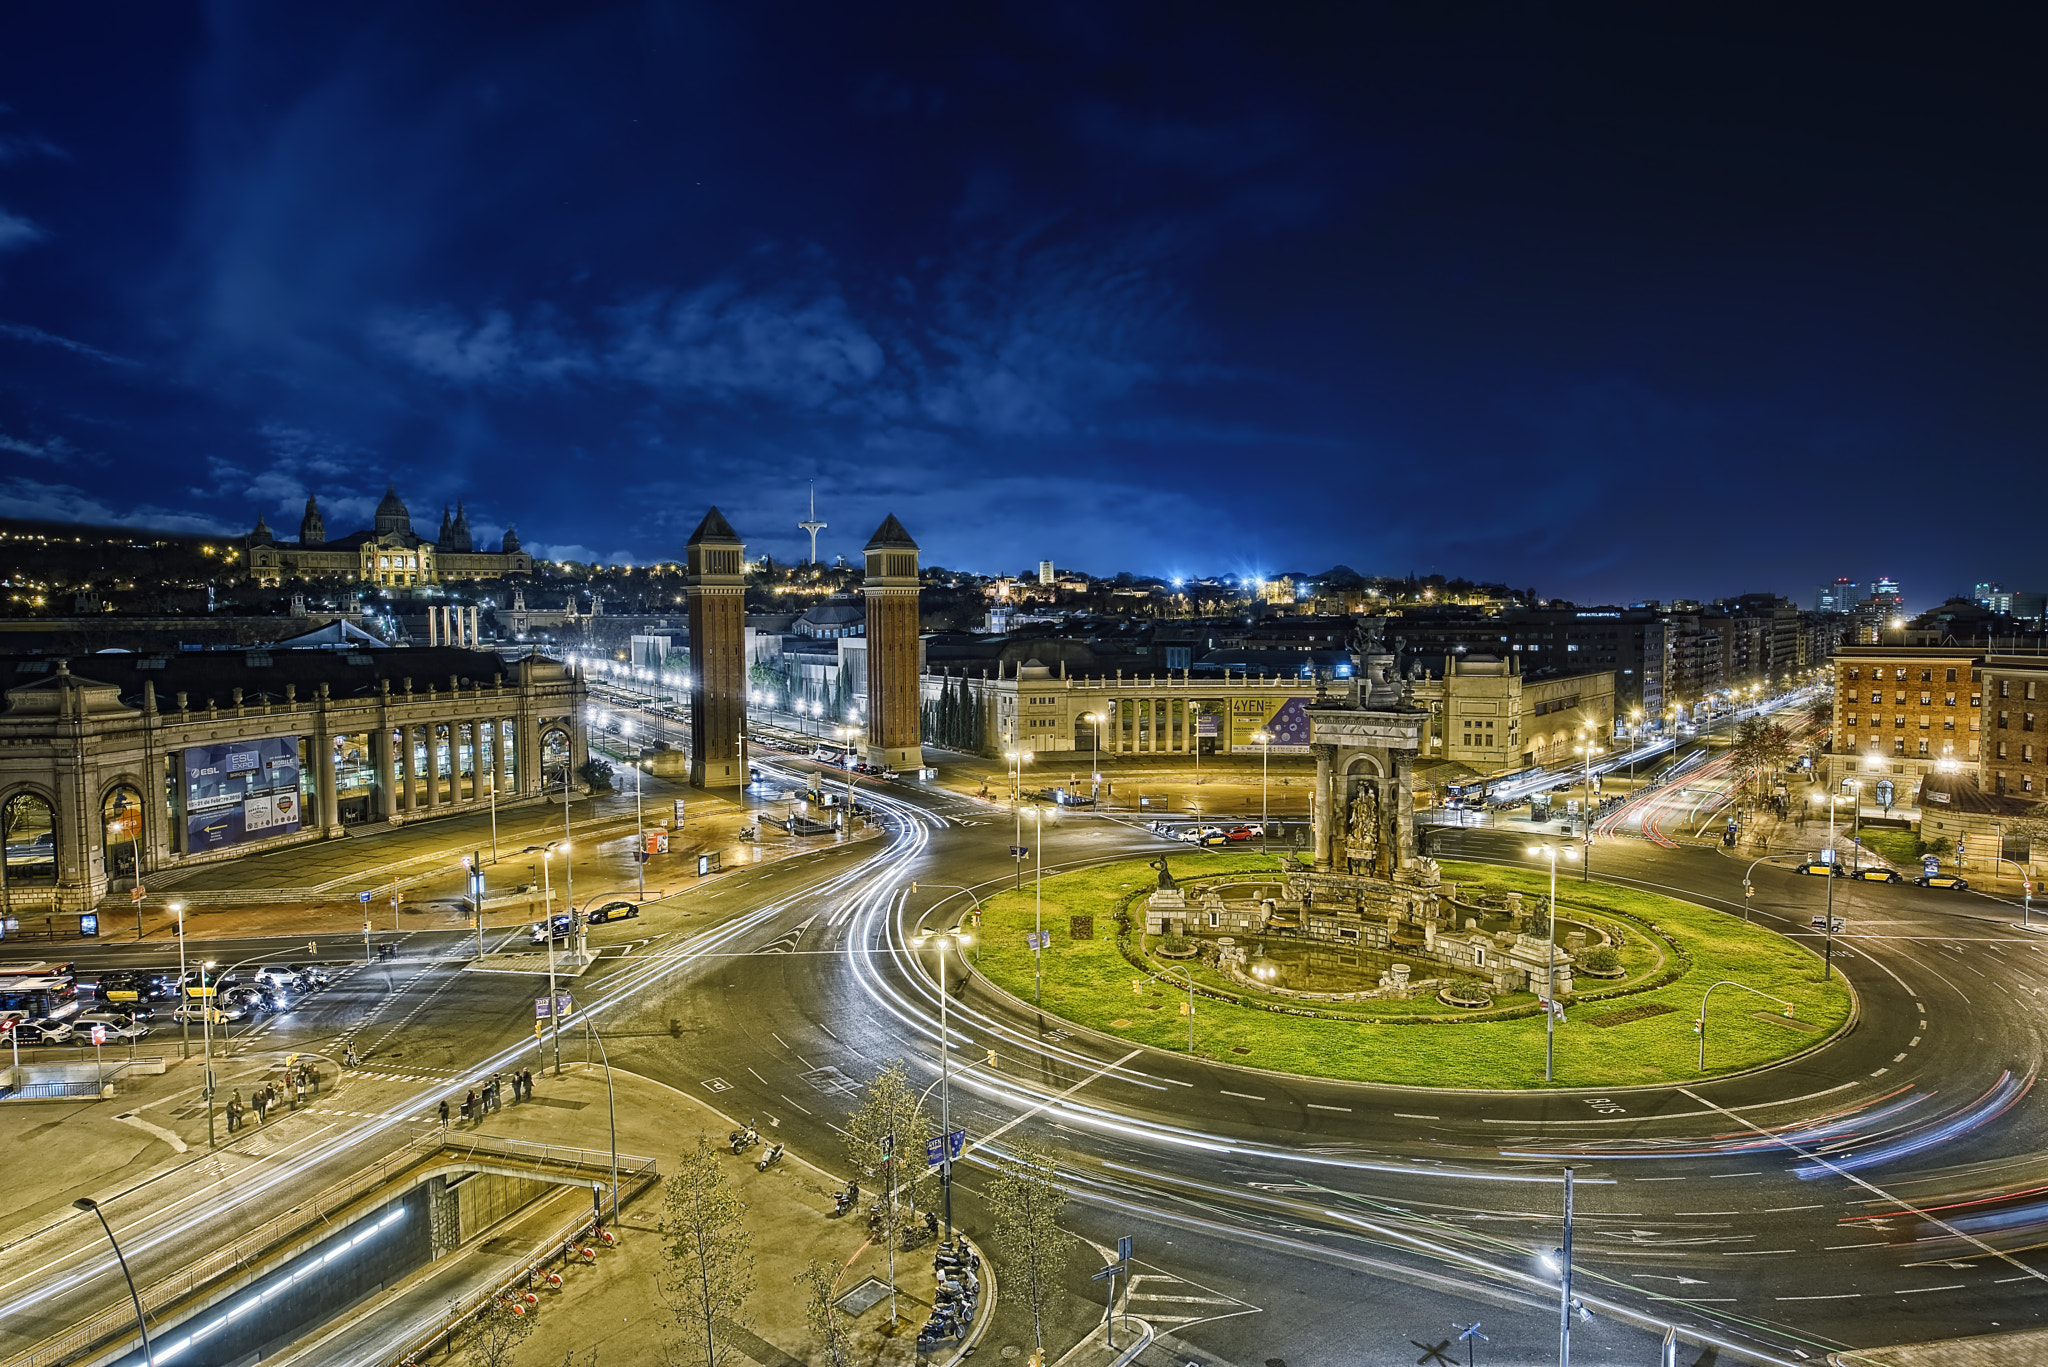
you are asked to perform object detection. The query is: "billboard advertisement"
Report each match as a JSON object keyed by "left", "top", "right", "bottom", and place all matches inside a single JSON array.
[
  {"left": 1228, "top": 696, "right": 1313, "bottom": 754},
  {"left": 184, "top": 737, "right": 304, "bottom": 853}
]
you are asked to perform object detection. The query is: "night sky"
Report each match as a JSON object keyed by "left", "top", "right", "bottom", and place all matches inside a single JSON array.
[{"left": 1, "top": 5, "right": 2043, "bottom": 607}]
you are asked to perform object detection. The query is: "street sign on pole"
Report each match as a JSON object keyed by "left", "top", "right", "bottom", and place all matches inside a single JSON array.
[
  {"left": 949, "top": 1128, "right": 966, "bottom": 1160},
  {"left": 534, "top": 993, "right": 573, "bottom": 1018},
  {"left": 926, "top": 1136, "right": 945, "bottom": 1168},
  {"left": 358, "top": 891, "right": 372, "bottom": 904},
  {"left": 1010, "top": 845, "right": 1028, "bottom": 858}
]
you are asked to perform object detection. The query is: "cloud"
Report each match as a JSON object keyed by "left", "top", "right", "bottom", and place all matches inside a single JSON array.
[
  {"left": 0, "top": 319, "right": 138, "bottom": 366},
  {"left": 369, "top": 305, "right": 594, "bottom": 388},
  {"left": 0, "top": 477, "right": 238, "bottom": 535},
  {"left": 603, "top": 283, "right": 887, "bottom": 408},
  {"left": 371, "top": 239, "right": 1186, "bottom": 442},
  {"left": 0, "top": 429, "right": 83, "bottom": 463},
  {"left": 530, "top": 542, "right": 599, "bottom": 564},
  {"left": 0, "top": 208, "right": 48, "bottom": 253},
  {"left": 0, "top": 133, "right": 66, "bottom": 164}
]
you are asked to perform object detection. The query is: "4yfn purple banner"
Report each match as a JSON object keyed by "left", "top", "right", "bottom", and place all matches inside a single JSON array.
[{"left": 184, "top": 737, "right": 304, "bottom": 851}]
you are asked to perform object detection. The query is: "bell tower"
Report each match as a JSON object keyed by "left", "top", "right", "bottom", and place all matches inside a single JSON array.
[
  {"left": 862, "top": 514, "right": 923, "bottom": 771},
  {"left": 685, "top": 508, "right": 748, "bottom": 789}
]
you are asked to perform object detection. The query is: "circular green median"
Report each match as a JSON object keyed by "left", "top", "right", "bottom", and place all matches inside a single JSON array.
[{"left": 964, "top": 853, "right": 1852, "bottom": 1089}]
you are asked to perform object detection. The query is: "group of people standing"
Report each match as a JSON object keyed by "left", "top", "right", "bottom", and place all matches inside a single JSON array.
[
  {"left": 224, "top": 1063, "right": 318, "bottom": 1133},
  {"left": 439, "top": 1069, "right": 536, "bottom": 1128}
]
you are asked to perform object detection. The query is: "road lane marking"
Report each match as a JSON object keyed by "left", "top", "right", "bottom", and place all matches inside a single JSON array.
[
  {"left": 1766, "top": 1204, "right": 1823, "bottom": 1212},
  {"left": 960, "top": 1048, "right": 1145, "bottom": 1161},
  {"left": 1778, "top": 1294, "right": 1859, "bottom": 1300},
  {"left": 1677, "top": 1085, "right": 2048, "bottom": 1287},
  {"left": 1306, "top": 1103, "right": 1351, "bottom": 1112},
  {"left": 1395, "top": 1114, "right": 1440, "bottom": 1121},
  {"left": 1220, "top": 1090, "right": 1265, "bottom": 1101},
  {"left": 1897, "top": 1284, "right": 1966, "bottom": 1294}
]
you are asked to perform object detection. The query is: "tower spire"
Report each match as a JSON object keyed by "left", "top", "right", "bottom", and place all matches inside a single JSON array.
[{"left": 798, "top": 480, "right": 828, "bottom": 565}]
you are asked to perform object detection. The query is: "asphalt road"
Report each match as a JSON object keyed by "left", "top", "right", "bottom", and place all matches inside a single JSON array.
[{"left": 16, "top": 753, "right": 2048, "bottom": 1366}]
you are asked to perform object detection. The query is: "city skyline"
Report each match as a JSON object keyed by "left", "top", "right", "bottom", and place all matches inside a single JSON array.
[{"left": 2, "top": 8, "right": 2044, "bottom": 605}]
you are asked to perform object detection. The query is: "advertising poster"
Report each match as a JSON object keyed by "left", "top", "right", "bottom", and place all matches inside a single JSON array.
[
  {"left": 184, "top": 737, "right": 304, "bottom": 852},
  {"left": 1228, "top": 696, "right": 1312, "bottom": 753}
]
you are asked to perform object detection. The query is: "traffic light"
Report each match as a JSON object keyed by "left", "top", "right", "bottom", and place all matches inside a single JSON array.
[{"left": 986, "top": 1050, "right": 998, "bottom": 1068}]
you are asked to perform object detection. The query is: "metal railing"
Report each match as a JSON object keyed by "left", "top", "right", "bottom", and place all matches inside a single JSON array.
[{"left": 1, "top": 1128, "right": 652, "bottom": 1367}]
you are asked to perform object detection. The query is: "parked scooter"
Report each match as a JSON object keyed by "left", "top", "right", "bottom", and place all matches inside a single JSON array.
[
  {"left": 756, "top": 1142, "right": 784, "bottom": 1172},
  {"left": 832, "top": 1180, "right": 860, "bottom": 1217}
]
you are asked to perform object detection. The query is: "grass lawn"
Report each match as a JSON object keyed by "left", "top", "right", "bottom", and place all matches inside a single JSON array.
[
  {"left": 967, "top": 854, "right": 1854, "bottom": 1089},
  {"left": 1854, "top": 828, "right": 1925, "bottom": 867}
]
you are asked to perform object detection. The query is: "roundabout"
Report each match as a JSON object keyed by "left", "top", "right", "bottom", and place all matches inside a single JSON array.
[{"left": 962, "top": 853, "right": 1854, "bottom": 1089}]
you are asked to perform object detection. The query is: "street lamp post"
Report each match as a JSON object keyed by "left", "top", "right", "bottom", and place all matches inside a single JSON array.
[
  {"left": 1696, "top": 980, "right": 1796, "bottom": 1070},
  {"left": 580, "top": 1018, "right": 619, "bottom": 1225},
  {"left": 1527, "top": 844, "right": 1577, "bottom": 1081},
  {"left": 1080, "top": 712, "right": 1103, "bottom": 805},
  {"left": 1031, "top": 805, "right": 1048, "bottom": 1004},
  {"left": 172, "top": 901, "right": 189, "bottom": 1061},
  {"left": 1253, "top": 728, "right": 1272, "bottom": 851},
  {"left": 912, "top": 922, "right": 973, "bottom": 1241},
  {"left": 524, "top": 842, "right": 570, "bottom": 1073},
  {"left": 74, "top": 1198, "right": 152, "bottom": 1367},
  {"left": 1577, "top": 729, "right": 1599, "bottom": 882}
]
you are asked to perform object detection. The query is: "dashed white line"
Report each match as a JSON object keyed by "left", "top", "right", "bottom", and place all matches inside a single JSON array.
[
  {"left": 1897, "top": 1284, "right": 1966, "bottom": 1295},
  {"left": 1306, "top": 1103, "right": 1352, "bottom": 1112},
  {"left": 1766, "top": 1204, "right": 1823, "bottom": 1212},
  {"left": 1220, "top": 1090, "right": 1265, "bottom": 1101},
  {"left": 1870, "top": 1067, "right": 1889, "bottom": 1077},
  {"left": 1779, "top": 1293, "right": 1860, "bottom": 1300},
  {"left": 1395, "top": 1113, "right": 1441, "bottom": 1121}
]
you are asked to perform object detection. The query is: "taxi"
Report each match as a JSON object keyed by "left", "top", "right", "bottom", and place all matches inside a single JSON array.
[{"left": 1913, "top": 871, "right": 1972, "bottom": 891}]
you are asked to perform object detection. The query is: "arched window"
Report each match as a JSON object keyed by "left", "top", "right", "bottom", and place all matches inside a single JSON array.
[
  {"left": 2, "top": 792, "right": 57, "bottom": 886},
  {"left": 102, "top": 785, "right": 145, "bottom": 880}
]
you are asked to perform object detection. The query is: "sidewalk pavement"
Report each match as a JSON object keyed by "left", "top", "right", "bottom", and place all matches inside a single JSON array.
[
  {"left": 401, "top": 1064, "right": 991, "bottom": 1367},
  {"left": 48, "top": 775, "right": 868, "bottom": 947},
  {"left": 924, "top": 748, "right": 1311, "bottom": 824}
]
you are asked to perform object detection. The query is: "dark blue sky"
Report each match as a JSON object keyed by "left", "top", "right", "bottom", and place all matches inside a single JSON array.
[{"left": 1, "top": 4, "right": 2043, "bottom": 607}]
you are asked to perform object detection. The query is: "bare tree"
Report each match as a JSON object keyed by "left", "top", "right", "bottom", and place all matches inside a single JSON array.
[
  {"left": 461, "top": 1298, "right": 534, "bottom": 1367},
  {"left": 843, "top": 1060, "right": 939, "bottom": 1248},
  {"left": 796, "top": 1258, "right": 851, "bottom": 1367},
  {"left": 1730, "top": 718, "right": 1793, "bottom": 795},
  {"left": 985, "top": 1137, "right": 1073, "bottom": 1363},
  {"left": 657, "top": 1136, "right": 755, "bottom": 1367}
]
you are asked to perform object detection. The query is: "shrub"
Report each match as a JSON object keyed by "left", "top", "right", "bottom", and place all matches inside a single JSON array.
[{"left": 1580, "top": 945, "right": 1621, "bottom": 974}]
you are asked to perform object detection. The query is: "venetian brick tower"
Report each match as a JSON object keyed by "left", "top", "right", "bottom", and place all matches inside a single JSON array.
[
  {"left": 863, "top": 514, "right": 923, "bottom": 771},
  {"left": 685, "top": 507, "right": 748, "bottom": 789}
]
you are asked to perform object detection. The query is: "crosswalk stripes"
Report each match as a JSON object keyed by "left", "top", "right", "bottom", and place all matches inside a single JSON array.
[{"left": 1122, "top": 1272, "right": 1258, "bottom": 1330}]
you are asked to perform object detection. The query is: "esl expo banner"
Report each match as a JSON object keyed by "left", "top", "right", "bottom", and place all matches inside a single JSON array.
[{"left": 184, "top": 737, "right": 304, "bottom": 852}]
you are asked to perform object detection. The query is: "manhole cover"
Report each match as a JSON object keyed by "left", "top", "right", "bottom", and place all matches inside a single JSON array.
[
  {"left": 835, "top": 1277, "right": 893, "bottom": 1317},
  {"left": 1110, "top": 1019, "right": 1132, "bottom": 1028},
  {"left": 1001, "top": 1348, "right": 1021, "bottom": 1360},
  {"left": 1232, "top": 1047, "right": 1251, "bottom": 1055}
]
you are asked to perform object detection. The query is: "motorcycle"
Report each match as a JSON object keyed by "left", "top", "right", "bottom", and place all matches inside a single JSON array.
[
  {"left": 756, "top": 1142, "right": 784, "bottom": 1172},
  {"left": 728, "top": 1124, "right": 759, "bottom": 1155},
  {"left": 832, "top": 1181, "right": 860, "bottom": 1217}
]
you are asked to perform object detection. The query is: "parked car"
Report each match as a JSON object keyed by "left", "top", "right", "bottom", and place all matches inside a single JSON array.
[
  {"left": 586, "top": 900, "right": 641, "bottom": 925},
  {"left": 1223, "top": 826, "right": 1257, "bottom": 842},
  {"left": 89, "top": 1021, "right": 150, "bottom": 1042},
  {"left": 1914, "top": 872, "right": 1972, "bottom": 891},
  {"left": 15, "top": 1017, "right": 76, "bottom": 1044},
  {"left": 1845, "top": 867, "right": 1902, "bottom": 884}
]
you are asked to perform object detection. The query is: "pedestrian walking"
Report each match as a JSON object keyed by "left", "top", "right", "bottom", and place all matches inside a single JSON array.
[
  {"left": 438, "top": 1098, "right": 451, "bottom": 1129},
  {"left": 254, "top": 1090, "right": 269, "bottom": 1124},
  {"left": 521, "top": 1068, "right": 533, "bottom": 1101},
  {"left": 461, "top": 1090, "right": 475, "bottom": 1124},
  {"left": 226, "top": 1091, "right": 243, "bottom": 1133}
]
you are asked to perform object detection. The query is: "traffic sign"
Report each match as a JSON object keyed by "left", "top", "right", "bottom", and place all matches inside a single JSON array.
[
  {"left": 130, "top": 884, "right": 145, "bottom": 905},
  {"left": 1010, "top": 845, "right": 1029, "bottom": 858},
  {"left": 359, "top": 891, "right": 372, "bottom": 904},
  {"left": 90, "top": 1024, "right": 106, "bottom": 1046}
]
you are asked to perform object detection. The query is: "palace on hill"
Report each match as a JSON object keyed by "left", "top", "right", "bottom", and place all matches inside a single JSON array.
[{"left": 245, "top": 485, "right": 533, "bottom": 587}]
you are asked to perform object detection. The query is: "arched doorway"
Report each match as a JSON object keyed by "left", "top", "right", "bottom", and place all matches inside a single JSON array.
[
  {"left": 541, "top": 727, "right": 571, "bottom": 793},
  {"left": 102, "top": 785, "right": 145, "bottom": 881},
  {"left": 2, "top": 791, "right": 57, "bottom": 888}
]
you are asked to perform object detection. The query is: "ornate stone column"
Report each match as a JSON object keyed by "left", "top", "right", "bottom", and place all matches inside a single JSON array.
[
  {"left": 1392, "top": 749, "right": 1418, "bottom": 872},
  {"left": 314, "top": 683, "right": 341, "bottom": 837},
  {"left": 398, "top": 724, "right": 417, "bottom": 813},
  {"left": 371, "top": 724, "right": 395, "bottom": 823},
  {"left": 1312, "top": 743, "right": 1334, "bottom": 870}
]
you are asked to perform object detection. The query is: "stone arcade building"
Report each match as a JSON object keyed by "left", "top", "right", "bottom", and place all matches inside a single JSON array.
[{"left": 0, "top": 648, "right": 586, "bottom": 916}]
